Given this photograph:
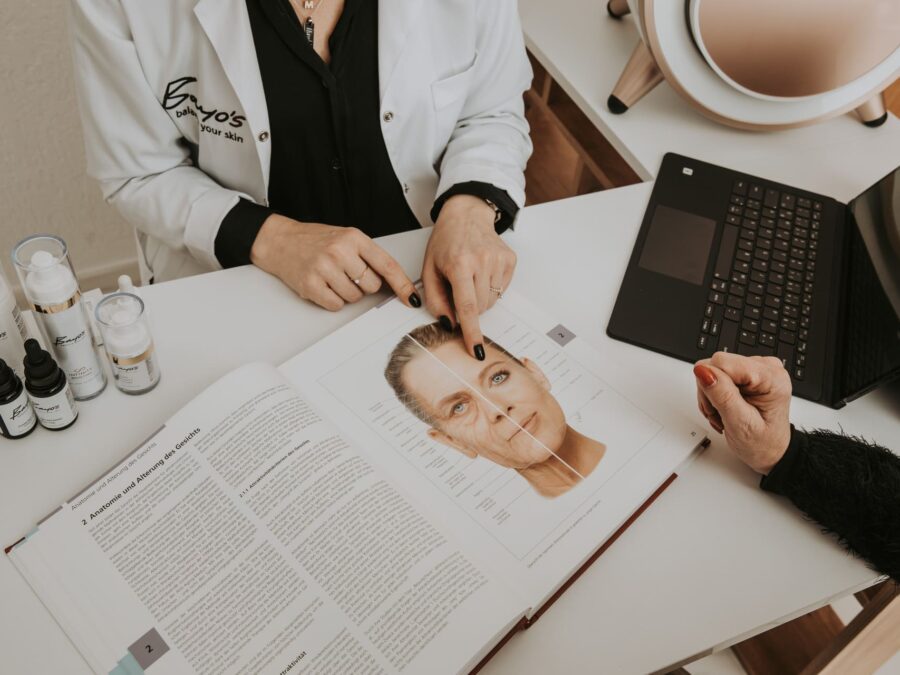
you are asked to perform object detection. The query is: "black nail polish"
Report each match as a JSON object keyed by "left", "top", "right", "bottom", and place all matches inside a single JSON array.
[
  {"left": 439, "top": 315, "right": 453, "bottom": 332},
  {"left": 474, "top": 344, "right": 485, "bottom": 361},
  {"left": 409, "top": 293, "right": 421, "bottom": 308}
]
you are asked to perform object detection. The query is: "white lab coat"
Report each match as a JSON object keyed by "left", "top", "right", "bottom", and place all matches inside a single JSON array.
[{"left": 69, "top": 0, "right": 533, "bottom": 283}]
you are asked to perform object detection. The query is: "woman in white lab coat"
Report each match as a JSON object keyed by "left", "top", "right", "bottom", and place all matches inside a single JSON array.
[{"left": 70, "top": 0, "right": 532, "bottom": 360}]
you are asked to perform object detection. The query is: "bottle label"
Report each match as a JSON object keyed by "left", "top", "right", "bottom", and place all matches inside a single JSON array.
[
  {"left": 30, "top": 384, "right": 78, "bottom": 430},
  {"left": 12, "top": 306, "right": 27, "bottom": 340},
  {"left": 111, "top": 349, "right": 159, "bottom": 392},
  {"left": 1, "top": 307, "right": 27, "bottom": 341},
  {"left": 0, "top": 307, "right": 27, "bottom": 380},
  {"left": 0, "top": 389, "right": 36, "bottom": 438},
  {"left": 37, "top": 302, "right": 105, "bottom": 399}
]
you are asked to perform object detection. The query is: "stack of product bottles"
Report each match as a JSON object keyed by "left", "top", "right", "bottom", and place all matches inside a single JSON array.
[{"left": 0, "top": 235, "right": 161, "bottom": 441}]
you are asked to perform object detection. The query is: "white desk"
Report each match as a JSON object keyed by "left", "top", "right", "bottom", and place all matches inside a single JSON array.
[
  {"left": 2, "top": 185, "right": 897, "bottom": 674},
  {"left": 519, "top": 0, "right": 900, "bottom": 203}
]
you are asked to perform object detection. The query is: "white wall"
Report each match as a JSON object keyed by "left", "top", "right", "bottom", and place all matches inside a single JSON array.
[{"left": 0, "top": 1, "right": 137, "bottom": 293}]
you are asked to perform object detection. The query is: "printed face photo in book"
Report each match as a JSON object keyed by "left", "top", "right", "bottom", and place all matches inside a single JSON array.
[{"left": 385, "top": 322, "right": 607, "bottom": 498}]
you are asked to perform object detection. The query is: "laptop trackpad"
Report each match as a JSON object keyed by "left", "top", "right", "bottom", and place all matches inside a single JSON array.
[{"left": 638, "top": 205, "right": 717, "bottom": 285}]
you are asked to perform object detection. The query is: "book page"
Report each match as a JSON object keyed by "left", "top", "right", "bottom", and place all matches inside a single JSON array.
[
  {"left": 9, "top": 363, "right": 524, "bottom": 675},
  {"left": 280, "top": 291, "right": 703, "bottom": 612}
]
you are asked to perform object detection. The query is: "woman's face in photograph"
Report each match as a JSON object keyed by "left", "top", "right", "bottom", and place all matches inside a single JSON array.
[{"left": 403, "top": 338, "right": 567, "bottom": 469}]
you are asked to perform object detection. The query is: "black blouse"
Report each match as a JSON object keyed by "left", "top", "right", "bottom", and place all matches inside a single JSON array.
[{"left": 215, "top": 0, "right": 517, "bottom": 268}]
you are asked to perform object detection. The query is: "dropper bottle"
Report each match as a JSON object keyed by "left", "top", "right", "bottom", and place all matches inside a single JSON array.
[
  {"left": 23, "top": 339, "right": 78, "bottom": 431},
  {"left": 0, "top": 358, "right": 36, "bottom": 439}
]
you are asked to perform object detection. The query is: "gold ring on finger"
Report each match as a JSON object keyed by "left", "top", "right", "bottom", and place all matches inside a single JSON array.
[{"left": 351, "top": 265, "right": 369, "bottom": 286}]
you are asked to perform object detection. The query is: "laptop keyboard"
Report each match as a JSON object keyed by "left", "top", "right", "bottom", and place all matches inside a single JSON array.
[{"left": 698, "top": 179, "right": 822, "bottom": 380}]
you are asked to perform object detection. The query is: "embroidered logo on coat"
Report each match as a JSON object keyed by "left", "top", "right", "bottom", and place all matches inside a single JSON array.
[{"left": 163, "top": 76, "right": 247, "bottom": 143}]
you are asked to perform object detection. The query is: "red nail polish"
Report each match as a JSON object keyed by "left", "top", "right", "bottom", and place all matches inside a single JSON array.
[{"left": 693, "top": 364, "right": 717, "bottom": 387}]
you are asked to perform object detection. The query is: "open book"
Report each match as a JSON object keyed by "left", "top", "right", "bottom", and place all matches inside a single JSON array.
[{"left": 7, "top": 291, "right": 703, "bottom": 675}]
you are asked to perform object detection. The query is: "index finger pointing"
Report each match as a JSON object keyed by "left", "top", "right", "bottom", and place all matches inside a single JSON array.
[
  {"left": 360, "top": 239, "right": 420, "bottom": 308},
  {"left": 448, "top": 272, "right": 484, "bottom": 360}
]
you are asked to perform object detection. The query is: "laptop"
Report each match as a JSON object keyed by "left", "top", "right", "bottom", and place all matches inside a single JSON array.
[{"left": 608, "top": 153, "right": 900, "bottom": 409}]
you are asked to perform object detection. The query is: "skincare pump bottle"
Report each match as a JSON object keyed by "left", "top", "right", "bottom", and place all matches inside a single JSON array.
[
  {"left": 0, "top": 266, "right": 27, "bottom": 380},
  {"left": 12, "top": 235, "right": 106, "bottom": 400},
  {"left": 23, "top": 339, "right": 78, "bottom": 431},
  {"left": 95, "top": 292, "right": 160, "bottom": 394},
  {"left": 0, "top": 358, "right": 37, "bottom": 439}
]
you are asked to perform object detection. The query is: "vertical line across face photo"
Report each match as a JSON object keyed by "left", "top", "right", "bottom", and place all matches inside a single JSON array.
[{"left": 391, "top": 324, "right": 606, "bottom": 499}]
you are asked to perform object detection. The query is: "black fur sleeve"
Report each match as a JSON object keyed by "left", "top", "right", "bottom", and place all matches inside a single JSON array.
[{"left": 761, "top": 427, "right": 900, "bottom": 580}]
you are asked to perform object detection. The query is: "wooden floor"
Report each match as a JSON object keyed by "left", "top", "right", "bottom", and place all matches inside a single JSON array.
[
  {"left": 885, "top": 80, "right": 900, "bottom": 119},
  {"left": 522, "top": 75, "right": 900, "bottom": 675},
  {"left": 524, "top": 79, "right": 900, "bottom": 206}
]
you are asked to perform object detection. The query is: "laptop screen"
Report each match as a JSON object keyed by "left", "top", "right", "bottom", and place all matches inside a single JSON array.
[{"left": 840, "top": 167, "right": 900, "bottom": 401}]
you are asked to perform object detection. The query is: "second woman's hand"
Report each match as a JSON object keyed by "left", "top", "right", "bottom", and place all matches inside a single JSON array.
[
  {"left": 422, "top": 195, "right": 517, "bottom": 360},
  {"left": 250, "top": 214, "right": 421, "bottom": 311},
  {"left": 693, "top": 352, "right": 793, "bottom": 474}
]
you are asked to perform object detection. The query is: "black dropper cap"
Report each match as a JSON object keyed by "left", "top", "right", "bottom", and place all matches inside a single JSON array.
[
  {"left": 0, "top": 359, "right": 21, "bottom": 399},
  {"left": 23, "top": 339, "right": 64, "bottom": 395}
]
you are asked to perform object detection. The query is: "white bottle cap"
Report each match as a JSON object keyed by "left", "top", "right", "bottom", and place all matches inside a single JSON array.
[
  {"left": 24, "top": 250, "right": 78, "bottom": 306},
  {"left": 117, "top": 275, "right": 135, "bottom": 294}
]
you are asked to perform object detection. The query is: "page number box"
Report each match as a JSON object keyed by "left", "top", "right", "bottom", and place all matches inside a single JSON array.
[
  {"left": 547, "top": 324, "right": 576, "bottom": 346},
  {"left": 128, "top": 627, "right": 170, "bottom": 669}
]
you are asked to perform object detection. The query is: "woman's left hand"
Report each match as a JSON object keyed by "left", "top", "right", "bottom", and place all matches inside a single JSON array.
[{"left": 422, "top": 194, "right": 517, "bottom": 360}]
